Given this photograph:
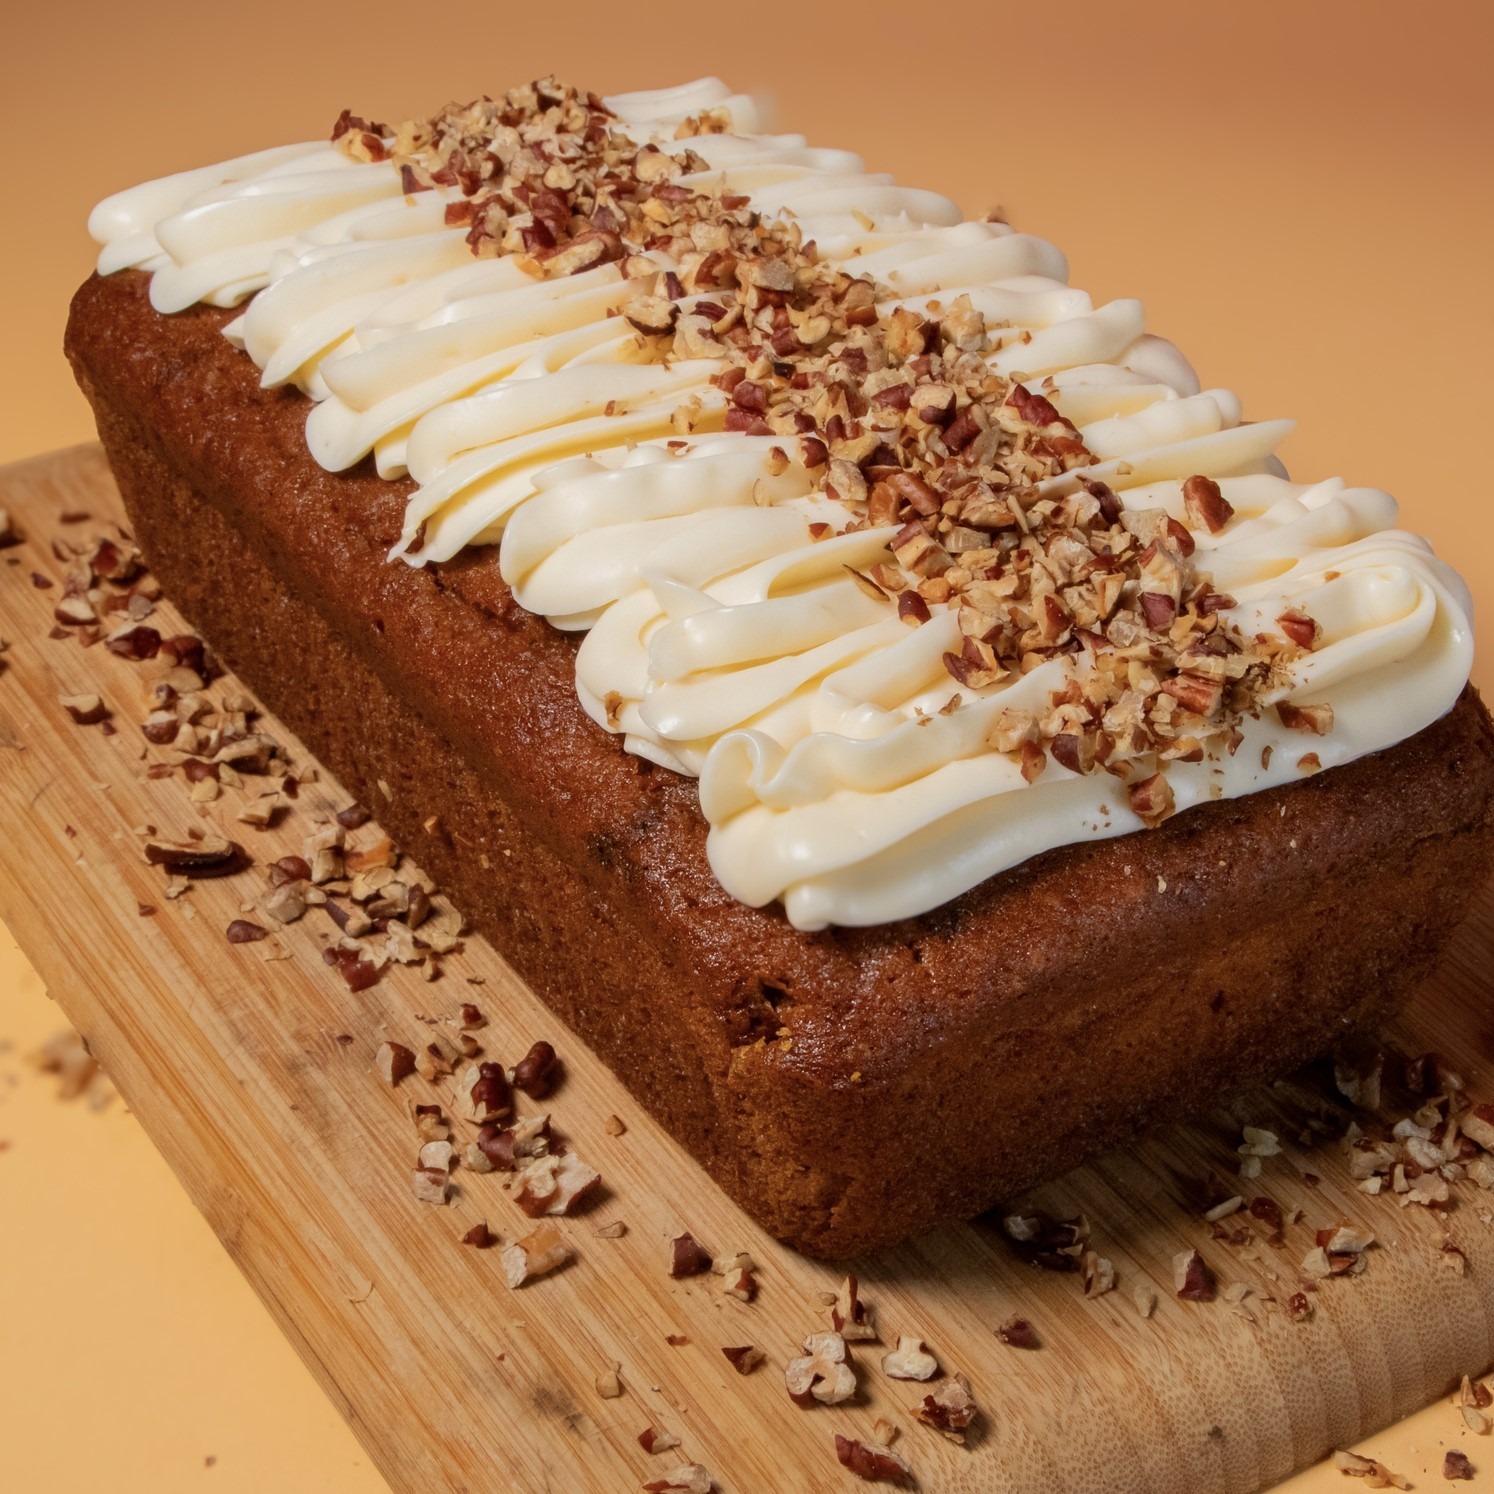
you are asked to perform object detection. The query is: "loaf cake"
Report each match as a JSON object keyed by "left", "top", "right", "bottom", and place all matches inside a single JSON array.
[{"left": 67, "top": 77, "right": 1494, "bottom": 1257}]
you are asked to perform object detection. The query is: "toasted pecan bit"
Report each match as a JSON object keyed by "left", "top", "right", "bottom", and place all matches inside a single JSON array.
[
  {"left": 1278, "top": 701, "right": 1334, "bottom": 735},
  {"left": 461, "top": 1222, "right": 496, "bottom": 1248},
  {"left": 60, "top": 693, "right": 109, "bottom": 726},
  {"left": 1182, "top": 474, "right": 1235, "bottom": 534},
  {"left": 415, "top": 1040, "right": 454, "bottom": 1083},
  {"left": 915, "top": 1374, "right": 978, "bottom": 1443},
  {"left": 1330, "top": 1450, "right": 1409, "bottom": 1488},
  {"left": 882, "top": 1336, "right": 939, "bottom": 1382},
  {"left": 1128, "top": 772, "right": 1176, "bottom": 827},
  {"left": 418, "top": 1139, "right": 456, "bottom": 1174},
  {"left": 514, "top": 1152, "right": 601, "bottom": 1218},
  {"left": 641, "top": 1465, "right": 713, "bottom": 1493},
  {"left": 1082, "top": 1250, "right": 1117, "bottom": 1297},
  {"left": 513, "top": 1039, "right": 559, "bottom": 1098},
  {"left": 1172, "top": 1249, "right": 1216, "bottom": 1302},
  {"left": 834, "top": 1433, "right": 914, "bottom": 1483},
  {"left": 831, "top": 1274, "right": 878, "bottom": 1341},
  {"left": 501, "top": 1222, "right": 573, "bottom": 1288},
  {"left": 375, "top": 1042, "right": 416, "bottom": 1086},
  {"left": 1445, "top": 1449, "right": 1475, "bottom": 1481},
  {"left": 786, "top": 1332, "right": 857, "bottom": 1407},
  {"left": 722, "top": 1345, "right": 765, "bottom": 1375},
  {"left": 996, "top": 1315, "right": 1040, "bottom": 1349},
  {"left": 105, "top": 623, "right": 161, "bottom": 661},
  {"left": 604, "top": 1113, "right": 627, "bottom": 1136},
  {"left": 457, "top": 1060, "right": 512, "bottom": 1125},
  {"left": 1285, "top": 1291, "right": 1313, "bottom": 1323},
  {"left": 411, "top": 1167, "right": 451, "bottom": 1206},
  {"left": 669, "top": 1232, "right": 713, "bottom": 1278},
  {"left": 225, "top": 919, "right": 268, "bottom": 945},
  {"left": 595, "top": 1363, "right": 624, "bottom": 1399},
  {"left": 1277, "top": 608, "right": 1321, "bottom": 651},
  {"left": 335, "top": 802, "right": 372, "bottom": 830},
  {"left": 637, "top": 1426, "right": 681, "bottom": 1454},
  {"left": 143, "top": 835, "right": 244, "bottom": 878},
  {"left": 708, "top": 1249, "right": 753, "bottom": 1302}
]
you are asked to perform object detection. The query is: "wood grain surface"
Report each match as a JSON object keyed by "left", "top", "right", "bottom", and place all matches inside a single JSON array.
[{"left": 2, "top": 444, "right": 1492, "bottom": 1494}]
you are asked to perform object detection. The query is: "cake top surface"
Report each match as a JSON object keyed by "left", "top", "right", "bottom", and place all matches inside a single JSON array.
[{"left": 88, "top": 76, "right": 1474, "bottom": 929}]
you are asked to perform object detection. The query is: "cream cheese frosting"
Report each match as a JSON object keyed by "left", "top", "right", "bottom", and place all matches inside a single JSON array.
[{"left": 89, "top": 77, "right": 1475, "bottom": 929}]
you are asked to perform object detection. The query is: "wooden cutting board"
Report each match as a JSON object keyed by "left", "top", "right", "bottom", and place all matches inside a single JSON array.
[{"left": 2, "top": 444, "right": 1492, "bottom": 1494}]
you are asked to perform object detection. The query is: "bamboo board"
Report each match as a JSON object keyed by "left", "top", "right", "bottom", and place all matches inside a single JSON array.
[{"left": 2, "top": 444, "right": 1492, "bottom": 1494}]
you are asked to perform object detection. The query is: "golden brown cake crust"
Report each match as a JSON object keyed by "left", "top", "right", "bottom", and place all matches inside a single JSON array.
[{"left": 65, "top": 269, "right": 1494, "bottom": 1257}]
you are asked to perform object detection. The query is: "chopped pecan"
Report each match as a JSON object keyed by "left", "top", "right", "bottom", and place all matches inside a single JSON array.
[
  {"left": 669, "top": 1232, "right": 713, "bottom": 1278},
  {"left": 785, "top": 1332, "right": 857, "bottom": 1407},
  {"left": 500, "top": 1222, "right": 573, "bottom": 1287},
  {"left": 833, "top": 1434, "right": 914, "bottom": 1483},
  {"left": 722, "top": 1345, "right": 764, "bottom": 1375},
  {"left": 914, "top": 1374, "right": 978, "bottom": 1443},
  {"left": 1181, "top": 474, "right": 1234, "bottom": 534},
  {"left": 1172, "top": 1249, "right": 1215, "bottom": 1302}
]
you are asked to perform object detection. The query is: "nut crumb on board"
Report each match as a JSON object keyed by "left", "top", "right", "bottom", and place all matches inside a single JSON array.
[
  {"left": 641, "top": 1465, "right": 713, "bottom": 1493},
  {"left": 1330, "top": 1449, "right": 1410, "bottom": 1488}
]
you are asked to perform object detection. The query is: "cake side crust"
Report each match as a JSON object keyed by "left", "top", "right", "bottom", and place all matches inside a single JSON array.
[{"left": 65, "top": 269, "right": 1494, "bottom": 1256}]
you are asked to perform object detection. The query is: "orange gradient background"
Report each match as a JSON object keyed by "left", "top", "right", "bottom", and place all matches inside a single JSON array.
[{"left": 2, "top": 2, "right": 1491, "bottom": 1488}]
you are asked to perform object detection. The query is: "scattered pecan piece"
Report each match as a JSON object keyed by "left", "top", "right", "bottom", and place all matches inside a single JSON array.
[
  {"left": 1082, "top": 1250, "right": 1117, "bottom": 1297},
  {"left": 514, "top": 1153, "right": 601, "bottom": 1217},
  {"left": 375, "top": 1042, "right": 416, "bottom": 1086},
  {"left": 60, "top": 693, "right": 109, "bottom": 726},
  {"left": 143, "top": 836, "right": 244, "bottom": 877},
  {"left": 1330, "top": 1449, "right": 1409, "bottom": 1488},
  {"left": 461, "top": 1222, "right": 495, "bottom": 1249},
  {"left": 996, "top": 1315, "right": 1040, "bottom": 1349},
  {"left": 833, "top": 1434, "right": 914, "bottom": 1484},
  {"left": 832, "top": 1274, "right": 878, "bottom": 1340},
  {"left": 226, "top": 919, "right": 268, "bottom": 945},
  {"left": 513, "top": 1039, "right": 559, "bottom": 1098},
  {"left": 1277, "top": 701, "right": 1334, "bottom": 735},
  {"left": 501, "top": 1222, "right": 573, "bottom": 1288},
  {"left": 1128, "top": 772, "right": 1175, "bottom": 827},
  {"left": 669, "top": 1232, "right": 713, "bottom": 1278},
  {"left": 1444, "top": 1449, "right": 1475, "bottom": 1481},
  {"left": 411, "top": 1167, "right": 450, "bottom": 1205},
  {"left": 716, "top": 1251, "right": 757, "bottom": 1302},
  {"left": 641, "top": 1465, "right": 713, "bottom": 1493},
  {"left": 1277, "top": 608, "right": 1321, "bottom": 650},
  {"left": 1182, "top": 474, "right": 1234, "bottom": 534},
  {"left": 105, "top": 622, "right": 162, "bottom": 661},
  {"left": 882, "top": 1336, "right": 939, "bottom": 1381},
  {"left": 786, "top": 1332, "right": 857, "bottom": 1407},
  {"left": 722, "top": 1345, "right": 765, "bottom": 1375},
  {"left": 456, "top": 1061, "right": 512, "bottom": 1125},
  {"left": 637, "top": 1427, "right": 681, "bottom": 1454},
  {"left": 1172, "top": 1249, "right": 1216, "bottom": 1302},
  {"left": 914, "top": 1374, "right": 978, "bottom": 1443}
]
